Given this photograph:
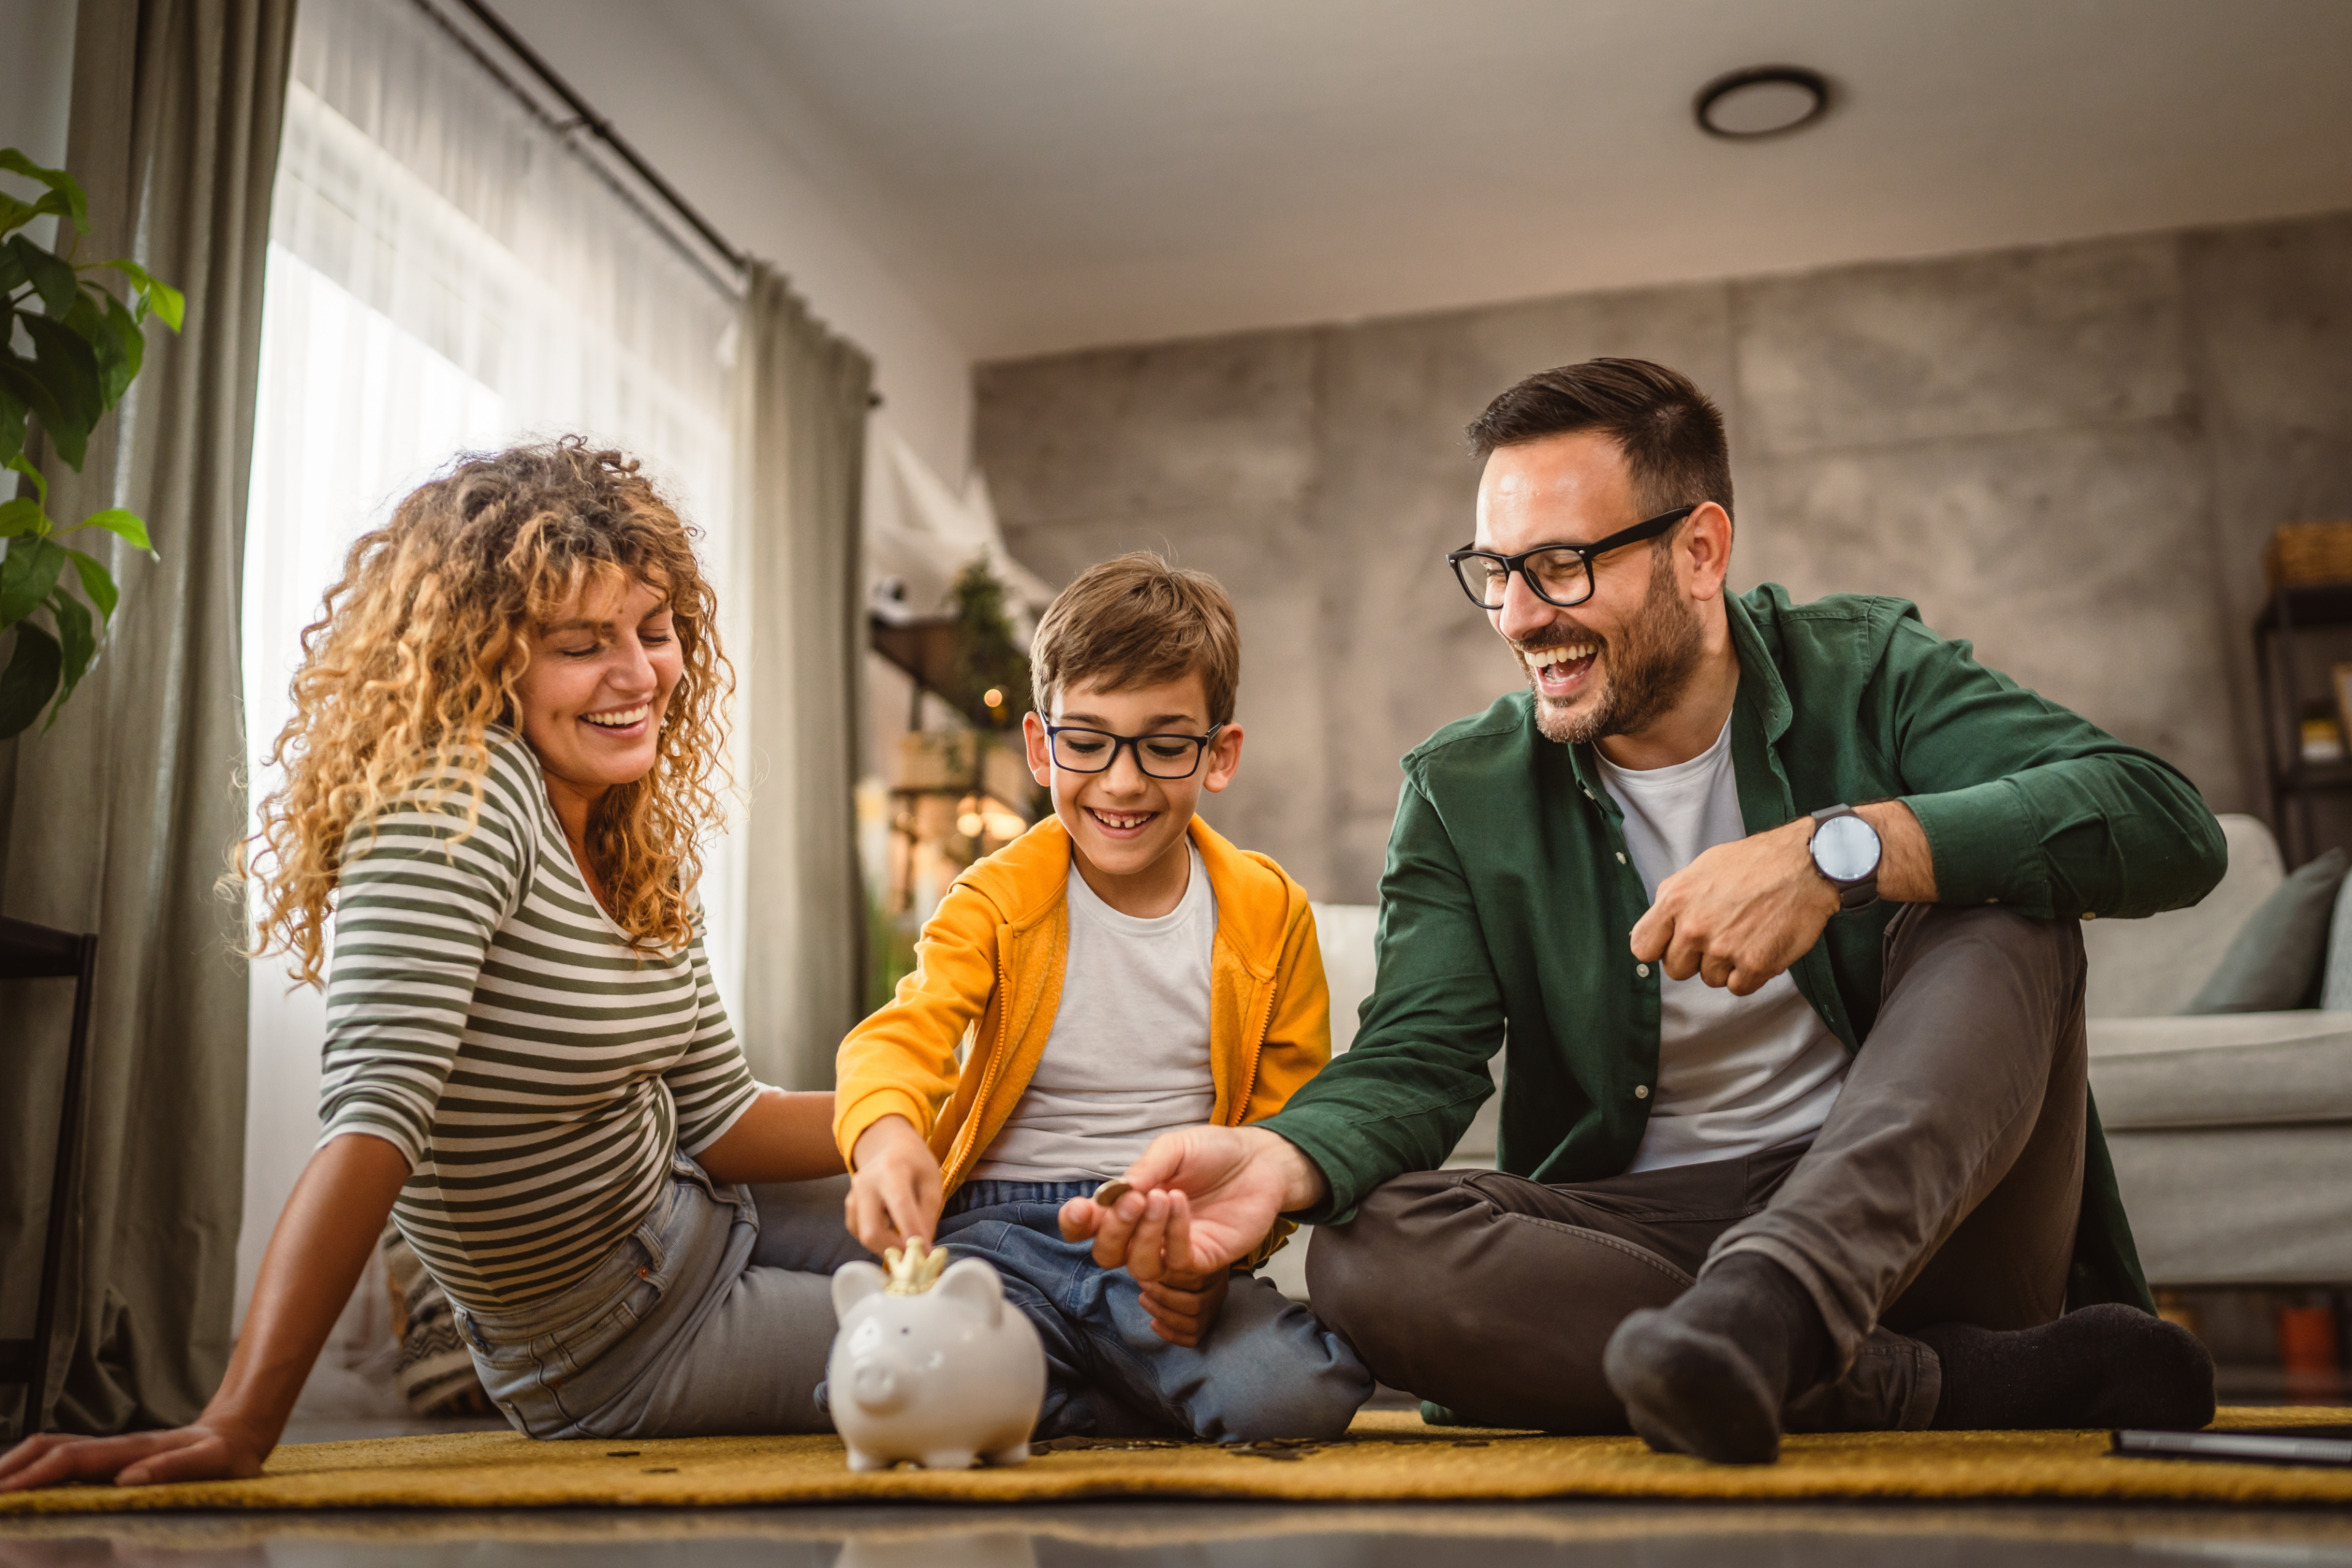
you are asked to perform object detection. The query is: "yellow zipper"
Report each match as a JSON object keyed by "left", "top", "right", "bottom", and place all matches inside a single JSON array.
[{"left": 1229, "top": 960, "right": 1278, "bottom": 1123}]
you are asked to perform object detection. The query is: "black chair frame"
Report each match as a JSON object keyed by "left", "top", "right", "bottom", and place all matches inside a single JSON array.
[{"left": 0, "top": 914, "right": 98, "bottom": 1439}]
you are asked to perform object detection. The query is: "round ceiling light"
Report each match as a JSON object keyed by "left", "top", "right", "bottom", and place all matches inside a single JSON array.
[{"left": 1694, "top": 66, "right": 1830, "bottom": 140}]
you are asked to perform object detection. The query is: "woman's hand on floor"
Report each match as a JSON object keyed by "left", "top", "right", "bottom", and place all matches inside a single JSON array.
[
  {"left": 846, "top": 1114, "right": 943, "bottom": 1255},
  {"left": 0, "top": 1133, "right": 413, "bottom": 1494},
  {"left": 0, "top": 1422, "right": 270, "bottom": 1491}
]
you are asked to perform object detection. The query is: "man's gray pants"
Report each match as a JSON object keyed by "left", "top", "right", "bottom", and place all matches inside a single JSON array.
[{"left": 1305, "top": 903, "right": 2089, "bottom": 1434}]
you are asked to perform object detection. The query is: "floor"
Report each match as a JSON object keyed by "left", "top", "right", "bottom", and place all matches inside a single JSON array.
[
  {"left": 6, "top": 1499, "right": 2352, "bottom": 1567},
  {"left": 11, "top": 1381, "right": 2349, "bottom": 1566}
]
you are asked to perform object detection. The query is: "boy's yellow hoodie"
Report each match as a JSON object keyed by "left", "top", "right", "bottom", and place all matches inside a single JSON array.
[{"left": 834, "top": 813, "right": 1332, "bottom": 1207}]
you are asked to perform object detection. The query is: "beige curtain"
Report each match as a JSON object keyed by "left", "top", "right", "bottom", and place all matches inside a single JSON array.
[
  {"left": 732, "top": 262, "right": 874, "bottom": 1090},
  {"left": 0, "top": 0, "right": 293, "bottom": 1435}
]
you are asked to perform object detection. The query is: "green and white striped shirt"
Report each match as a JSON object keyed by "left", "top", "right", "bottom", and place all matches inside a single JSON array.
[{"left": 318, "top": 732, "right": 760, "bottom": 1310}]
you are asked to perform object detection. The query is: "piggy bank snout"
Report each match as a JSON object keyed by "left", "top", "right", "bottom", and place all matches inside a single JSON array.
[{"left": 849, "top": 1353, "right": 914, "bottom": 1414}]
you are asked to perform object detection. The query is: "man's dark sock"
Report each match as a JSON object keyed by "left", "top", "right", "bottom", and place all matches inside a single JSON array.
[
  {"left": 1917, "top": 1303, "right": 2215, "bottom": 1431},
  {"left": 1602, "top": 1251, "right": 1835, "bottom": 1464}
]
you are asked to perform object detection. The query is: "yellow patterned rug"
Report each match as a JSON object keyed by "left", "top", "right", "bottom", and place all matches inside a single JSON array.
[{"left": 5, "top": 1408, "right": 2350, "bottom": 1514}]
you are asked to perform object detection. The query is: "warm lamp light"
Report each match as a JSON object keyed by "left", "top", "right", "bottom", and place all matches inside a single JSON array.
[{"left": 954, "top": 793, "right": 1027, "bottom": 842}]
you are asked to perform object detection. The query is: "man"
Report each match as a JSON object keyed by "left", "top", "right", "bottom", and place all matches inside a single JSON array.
[{"left": 1066, "top": 358, "right": 2224, "bottom": 1464}]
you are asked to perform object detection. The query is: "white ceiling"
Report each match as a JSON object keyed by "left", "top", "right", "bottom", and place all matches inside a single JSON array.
[{"left": 660, "top": 0, "right": 2352, "bottom": 361}]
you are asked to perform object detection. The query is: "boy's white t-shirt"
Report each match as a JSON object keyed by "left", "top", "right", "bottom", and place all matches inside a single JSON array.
[
  {"left": 970, "top": 840, "right": 1218, "bottom": 1184},
  {"left": 1593, "top": 717, "right": 1851, "bottom": 1173}
]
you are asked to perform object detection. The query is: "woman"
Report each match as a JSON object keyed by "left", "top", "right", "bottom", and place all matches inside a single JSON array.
[{"left": 1, "top": 442, "right": 859, "bottom": 1490}]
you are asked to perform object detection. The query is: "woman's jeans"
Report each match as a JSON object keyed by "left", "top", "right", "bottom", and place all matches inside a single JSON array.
[
  {"left": 456, "top": 1157, "right": 866, "bottom": 1439},
  {"left": 938, "top": 1179, "right": 1371, "bottom": 1442}
]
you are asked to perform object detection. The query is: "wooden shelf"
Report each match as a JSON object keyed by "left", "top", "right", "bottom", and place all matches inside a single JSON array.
[
  {"left": 2257, "top": 583, "right": 2352, "bottom": 865},
  {"left": 2277, "top": 765, "right": 2352, "bottom": 793},
  {"left": 2255, "top": 582, "right": 2352, "bottom": 633}
]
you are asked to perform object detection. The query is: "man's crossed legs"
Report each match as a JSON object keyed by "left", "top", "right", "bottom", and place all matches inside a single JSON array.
[{"left": 1307, "top": 904, "right": 2214, "bottom": 1461}]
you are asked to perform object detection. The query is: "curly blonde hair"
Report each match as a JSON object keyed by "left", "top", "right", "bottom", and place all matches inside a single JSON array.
[{"left": 244, "top": 440, "right": 733, "bottom": 986}]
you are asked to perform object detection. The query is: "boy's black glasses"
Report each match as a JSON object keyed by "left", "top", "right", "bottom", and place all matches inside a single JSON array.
[
  {"left": 1045, "top": 723, "right": 1226, "bottom": 780},
  {"left": 1446, "top": 505, "right": 1698, "bottom": 610}
]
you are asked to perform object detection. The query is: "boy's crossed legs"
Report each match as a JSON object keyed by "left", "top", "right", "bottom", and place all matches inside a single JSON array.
[{"left": 939, "top": 1180, "right": 1371, "bottom": 1442}]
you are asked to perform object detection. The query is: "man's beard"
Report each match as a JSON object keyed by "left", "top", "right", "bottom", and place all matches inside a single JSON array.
[{"left": 1521, "top": 550, "right": 1706, "bottom": 747}]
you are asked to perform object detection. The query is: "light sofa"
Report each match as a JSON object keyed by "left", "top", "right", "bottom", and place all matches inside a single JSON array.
[
  {"left": 1295, "top": 812, "right": 2345, "bottom": 1297},
  {"left": 2082, "top": 813, "right": 2352, "bottom": 1287}
]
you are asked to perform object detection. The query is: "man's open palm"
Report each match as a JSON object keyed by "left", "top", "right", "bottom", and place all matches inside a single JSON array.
[{"left": 1066, "top": 1126, "right": 1300, "bottom": 1274}]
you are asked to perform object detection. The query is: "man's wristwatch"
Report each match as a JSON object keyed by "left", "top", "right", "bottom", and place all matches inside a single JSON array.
[{"left": 1808, "top": 805, "right": 1882, "bottom": 912}]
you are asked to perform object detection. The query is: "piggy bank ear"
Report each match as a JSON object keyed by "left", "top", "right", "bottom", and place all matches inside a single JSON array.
[
  {"left": 832, "top": 1260, "right": 888, "bottom": 1318},
  {"left": 936, "top": 1257, "right": 1005, "bottom": 1328}
]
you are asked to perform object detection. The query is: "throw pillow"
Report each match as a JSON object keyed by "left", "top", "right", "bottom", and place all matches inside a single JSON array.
[
  {"left": 2181, "top": 846, "right": 2350, "bottom": 1015},
  {"left": 2320, "top": 873, "right": 2352, "bottom": 1011}
]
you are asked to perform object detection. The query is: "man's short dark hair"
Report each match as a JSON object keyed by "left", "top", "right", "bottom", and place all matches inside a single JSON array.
[{"left": 1466, "top": 358, "right": 1733, "bottom": 521}]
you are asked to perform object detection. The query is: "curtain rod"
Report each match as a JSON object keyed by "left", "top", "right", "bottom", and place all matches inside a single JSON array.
[
  {"left": 407, "top": 0, "right": 886, "bottom": 407},
  {"left": 440, "top": 0, "right": 750, "bottom": 277}
]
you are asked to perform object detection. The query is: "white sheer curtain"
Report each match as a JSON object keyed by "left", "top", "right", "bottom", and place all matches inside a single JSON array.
[{"left": 236, "top": 0, "right": 744, "bottom": 1357}]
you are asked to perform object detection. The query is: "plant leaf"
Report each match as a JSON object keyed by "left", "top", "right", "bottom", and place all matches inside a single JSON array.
[
  {"left": 103, "top": 259, "right": 186, "bottom": 329},
  {"left": 61, "top": 545, "right": 116, "bottom": 620},
  {"left": 45, "top": 582, "right": 92, "bottom": 707},
  {"left": 145, "top": 279, "right": 185, "bottom": 333},
  {"left": 0, "top": 381, "right": 22, "bottom": 470},
  {"left": 0, "top": 497, "right": 42, "bottom": 538},
  {"left": 0, "top": 153, "right": 88, "bottom": 227},
  {"left": 0, "top": 242, "right": 25, "bottom": 297},
  {"left": 0, "top": 361, "right": 69, "bottom": 467},
  {"left": 17, "top": 312, "right": 100, "bottom": 466},
  {"left": 103, "top": 260, "right": 184, "bottom": 332},
  {"left": 77, "top": 508, "right": 152, "bottom": 554},
  {"left": 0, "top": 189, "right": 74, "bottom": 239},
  {"left": 0, "top": 620, "right": 61, "bottom": 739},
  {"left": 6, "top": 451, "right": 48, "bottom": 506},
  {"left": 0, "top": 536, "right": 67, "bottom": 627},
  {"left": 65, "top": 290, "right": 130, "bottom": 409},
  {"left": 6, "top": 235, "right": 77, "bottom": 317},
  {"left": 99, "top": 289, "right": 143, "bottom": 399}
]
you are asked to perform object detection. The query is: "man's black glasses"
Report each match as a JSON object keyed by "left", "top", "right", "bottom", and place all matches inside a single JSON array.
[
  {"left": 1446, "top": 505, "right": 1698, "bottom": 611},
  {"left": 1044, "top": 723, "right": 1226, "bottom": 780}
]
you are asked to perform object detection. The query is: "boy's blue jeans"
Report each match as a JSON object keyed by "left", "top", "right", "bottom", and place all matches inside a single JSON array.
[{"left": 938, "top": 1178, "right": 1373, "bottom": 1442}]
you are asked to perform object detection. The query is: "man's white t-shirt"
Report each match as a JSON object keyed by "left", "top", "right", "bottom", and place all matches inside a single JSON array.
[
  {"left": 1594, "top": 718, "right": 1850, "bottom": 1173},
  {"left": 970, "top": 842, "right": 1218, "bottom": 1183}
]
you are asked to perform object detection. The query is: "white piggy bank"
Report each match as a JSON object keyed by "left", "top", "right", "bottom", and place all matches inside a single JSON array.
[{"left": 827, "top": 1249, "right": 1046, "bottom": 1471}]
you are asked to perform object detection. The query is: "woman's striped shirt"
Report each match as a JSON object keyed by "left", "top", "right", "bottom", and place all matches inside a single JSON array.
[{"left": 317, "top": 733, "right": 760, "bottom": 1311}]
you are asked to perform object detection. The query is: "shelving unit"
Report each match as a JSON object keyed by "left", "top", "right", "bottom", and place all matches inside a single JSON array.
[{"left": 2255, "top": 582, "right": 2352, "bottom": 865}]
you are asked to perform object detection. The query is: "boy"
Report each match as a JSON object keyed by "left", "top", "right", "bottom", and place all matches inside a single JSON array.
[{"left": 834, "top": 553, "right": 1370, "bottom": 1442}]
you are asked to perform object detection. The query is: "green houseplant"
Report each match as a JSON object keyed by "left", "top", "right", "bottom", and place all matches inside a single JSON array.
[
  {"left": 941, "top": 559, "right": 1031, "bottom": 733},
  {"left": 0, "top": 149, "right": 183, "bottom": 737}
]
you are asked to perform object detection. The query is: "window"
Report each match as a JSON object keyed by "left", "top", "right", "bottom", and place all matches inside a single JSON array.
[{"left": 238, "top": 0, "right": 742, "bottom": 1327}]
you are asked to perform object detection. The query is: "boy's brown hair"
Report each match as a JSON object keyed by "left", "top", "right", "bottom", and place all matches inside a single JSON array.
[{"left": 1029, "top": 552, "right": 1240, "bottom": 725}]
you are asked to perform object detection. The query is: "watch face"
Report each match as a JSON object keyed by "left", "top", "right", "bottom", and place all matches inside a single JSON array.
[{"left": 1813, "top": 814, "right": 1881, "bottom": 882}]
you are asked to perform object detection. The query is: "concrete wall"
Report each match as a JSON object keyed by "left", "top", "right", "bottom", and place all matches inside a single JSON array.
[{"left": 976, "top": 211, "right": 2352, "bottom": 903}]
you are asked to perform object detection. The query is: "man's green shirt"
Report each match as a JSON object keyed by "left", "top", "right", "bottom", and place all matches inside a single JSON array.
[{"left": 1267, "top": 584, "right": 2227, "bottom": 1312}]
